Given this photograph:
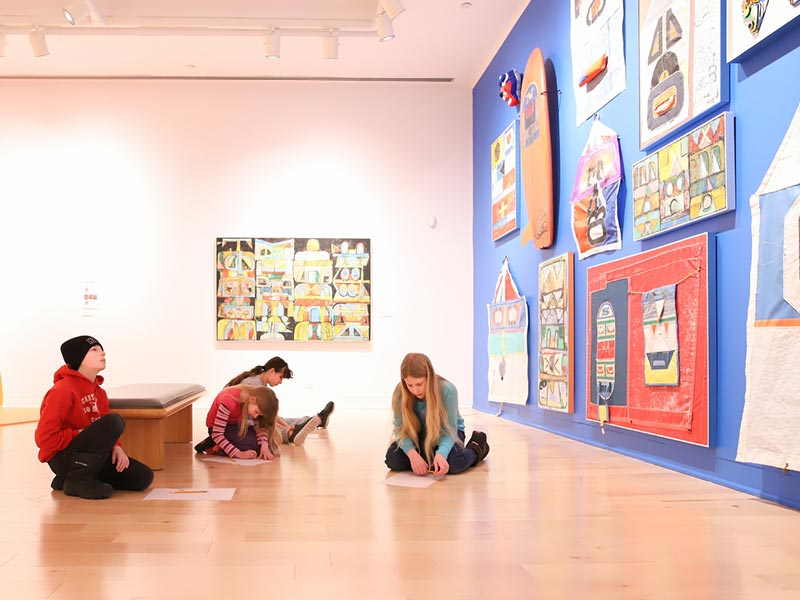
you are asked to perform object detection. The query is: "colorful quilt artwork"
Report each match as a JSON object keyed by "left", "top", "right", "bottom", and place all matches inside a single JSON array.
[
  {"left": 538, "top": 253, "right": 574, "bottom": 413},
  {"left": 738, "top": 103, "right": 800, "bottom": 472},
  {"left": 491, "top": 121, "right": 519, "bottom": 241},
  {"left": 569, "top": 0, "right": 626, "bottom": 125},
  {"left": 488, "top": 258, "right": 529, "bottom": 406},
  {"left": 633, "top": 112, "right": 735, "bottom": 240},
  {"left": 570, "top": 118, "right": 622, "bottom": 260},
  {"left": 587, "top": 233, "right": 713, "bottom": 445},
  {"left": 216, "top": 237, "right": 370, "bottom": 342},
  {"left": 642, "top": 284, "right": 679, "bottom": 386},
  {"left": 727, "top": 0, "right": 800, "bottom": 62},
  {"left": 638, "top": 0, "right": 723, "bottom": 149}
]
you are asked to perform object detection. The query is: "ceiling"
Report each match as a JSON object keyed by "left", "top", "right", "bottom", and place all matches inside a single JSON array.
[{"left": 0, "top": 1, "right": 531, "bottom": 86}]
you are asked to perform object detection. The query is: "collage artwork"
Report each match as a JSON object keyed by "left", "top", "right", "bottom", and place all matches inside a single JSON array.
[{"left": 216, "top": 237, "right": 370, "bottom": 342}]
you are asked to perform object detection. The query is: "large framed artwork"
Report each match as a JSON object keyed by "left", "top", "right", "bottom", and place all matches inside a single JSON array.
[
  {"left": 727, "top": 1, "right": 800, "bottom": 62},
  {"left": 638, "top": 0, "right": 725, "bottom": 149},
  {"left": 586, "top": 233, "right": 714, "bottom": 445},
  {"left": 538, "top": 253, "right": 574, "bottom": 413},
  {"left": 216, "top": 237, "right": 370, "bottom": 342},
  {"left": 491, "top": 121, "right": 519, "bottom": 241},
  {"left": 632, "top": 111, "right": 735, "bottom": 240}
]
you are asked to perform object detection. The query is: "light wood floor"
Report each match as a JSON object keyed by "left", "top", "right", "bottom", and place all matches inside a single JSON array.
[{"left": 0, "top": 408, "right": 798, "bottom": 600}]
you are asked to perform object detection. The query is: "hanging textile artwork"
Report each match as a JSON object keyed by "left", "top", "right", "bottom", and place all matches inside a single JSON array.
[
  {"left": 538, "top": 253, "right": 574, "bottom": 413},
  {"left": 738, "top": 102, "right": 800, "bottom": 472},
  {"left": 487, "top": 258, "right": 529, "bottom": 405},
  {"left": 587, "top": 233, "right": 713, "bottom": 445},
  {"left": 216, "top": 237, "right": 370, "bottom": 342},
  {"left": 569, "top": 0, "right": 626, "bottom": 125},
  {"left": 570, "top": 118, "right": 622, "bottom": 260}
]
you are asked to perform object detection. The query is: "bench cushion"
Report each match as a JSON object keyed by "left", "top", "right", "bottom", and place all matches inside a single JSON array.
[{"left": 106, "top": 383, "right": 205, "bottom": 409}]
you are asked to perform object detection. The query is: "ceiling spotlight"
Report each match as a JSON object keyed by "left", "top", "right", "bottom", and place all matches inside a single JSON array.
[
  {"left": 64, "top": 0, "right": 89, "bottom": 25},
  {"left": 29, "top": 28, "right": 49, "bottom": 57},
  {"left": 264, "top": 31, "right": 280, "bottom": 59},
  {"left": 323, "top": 34, "right": 339, "bottom": 60},
  {"left": 376, "top": 12, "right": 395, "bottom": 42},
  {"left": 381, "top": 0, "right": 406, "bottom": 20}
]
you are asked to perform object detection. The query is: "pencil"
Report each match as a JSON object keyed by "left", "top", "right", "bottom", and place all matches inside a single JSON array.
[{"left": 171, "top": 489, "right": 208, "bottom": 494}]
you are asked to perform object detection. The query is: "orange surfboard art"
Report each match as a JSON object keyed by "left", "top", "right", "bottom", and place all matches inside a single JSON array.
[{"left": 520, "top": 48, "right": 554, "bottom": 249}]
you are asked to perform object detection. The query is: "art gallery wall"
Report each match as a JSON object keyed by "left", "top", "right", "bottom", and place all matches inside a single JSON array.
[
  {"left": 472, "top": 1, "right": 800, "bottom": 508},
  {"left": 0, "top": 80, "right": 474, "bottom": 414}
]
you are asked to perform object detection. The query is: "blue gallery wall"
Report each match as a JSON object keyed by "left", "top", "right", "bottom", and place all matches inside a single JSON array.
[{"left": 472, "top": 1, "right": 800, "bottom": 509}]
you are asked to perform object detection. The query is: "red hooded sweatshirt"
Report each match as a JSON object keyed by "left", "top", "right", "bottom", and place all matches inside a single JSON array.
[{"left": 35, "top": 365, "right": 112, "bottom": 463}]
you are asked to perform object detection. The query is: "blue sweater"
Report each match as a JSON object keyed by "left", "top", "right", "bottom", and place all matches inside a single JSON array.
[{"left": 393, "top": 379, "right": 465, "bottom": 457}]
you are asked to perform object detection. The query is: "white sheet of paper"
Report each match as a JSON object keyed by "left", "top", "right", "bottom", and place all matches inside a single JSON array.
[
  {"left": 200, "top": 456, "right": 269, "bottom": 467},
  {"left": 383, "top": 472, "right": 439, "bottom": 488},
  {"left": 144, "top": 487, "right": 236, "bottom": 501}
]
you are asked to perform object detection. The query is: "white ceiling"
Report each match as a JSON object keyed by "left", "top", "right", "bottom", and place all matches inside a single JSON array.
[{"left": 0, "top": 1, "right": 531, "bottom": 86}]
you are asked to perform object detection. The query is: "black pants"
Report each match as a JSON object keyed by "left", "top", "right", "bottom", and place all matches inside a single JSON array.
[
  {"left": 385, "top": 429, "right": 477, "bottom": 475},
  {"left": 48, "top": 413, "right": 154, "bottom": 491}
]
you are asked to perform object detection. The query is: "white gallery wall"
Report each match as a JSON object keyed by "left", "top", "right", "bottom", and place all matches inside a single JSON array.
[{"left": 0, "top": 79, "right": 473, "bottom": 414}]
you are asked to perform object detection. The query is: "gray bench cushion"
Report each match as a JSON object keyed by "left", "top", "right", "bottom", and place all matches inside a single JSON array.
[{"left": 106, "top": 383, "right": 205, "bottom": 409}]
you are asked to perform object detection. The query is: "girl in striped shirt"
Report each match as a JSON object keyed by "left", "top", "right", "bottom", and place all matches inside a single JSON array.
[{"left": 202, "top": 385, "right": 279, "bottom": 459}]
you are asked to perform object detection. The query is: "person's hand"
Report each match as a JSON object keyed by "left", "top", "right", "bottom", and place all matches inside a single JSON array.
[
  {"left": 432, "top": 453, "right": 449, "bottom": 476},
  {"left": 258, "top": 443, "right": 274, "bottom": 461},
  {"left": 407, "top": 449, "right": 429, "bottom": 476},
  {"left": 238, "top": 450, "right": 257, "bottom": 459},
  {"left": 111, "top": 446, "right": 129, "bottom": 472}
]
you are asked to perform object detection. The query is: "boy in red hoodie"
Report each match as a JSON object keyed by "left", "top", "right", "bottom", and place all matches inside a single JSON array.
[{"left": 35, "top": 335, "right": 154, "bottom": 499}]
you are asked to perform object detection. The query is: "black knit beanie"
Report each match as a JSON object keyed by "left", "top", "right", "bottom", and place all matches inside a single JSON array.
[{"left": 60, "top": 335, "right": 103, "bottom": 370}]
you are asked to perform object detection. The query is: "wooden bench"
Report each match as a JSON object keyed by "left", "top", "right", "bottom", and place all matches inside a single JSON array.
[{"left": 107, "top": 383, "right": 206, "bottom": 470}]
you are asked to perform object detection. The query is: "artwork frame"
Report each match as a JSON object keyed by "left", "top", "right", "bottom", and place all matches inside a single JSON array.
[
  {"left": 537, "top": 253, "right": 574, "bottom": 413},
  {"left": 638, "top": 0, "right": 726, "bottom": 150},
  {"left": 490, "top": 120, "right": 519, "bottom": 242},
  {"left": 727, "top": 1, "right": 800, "bottom": 63},
  {"left": 216, "top": 237, "right": 370, "bottom": 342},
  {"left": 586, "top": 233, "right": 714, "bottom": 446},
  {"left": 632, "top": 111, "right": 735, "bottom": 241}
]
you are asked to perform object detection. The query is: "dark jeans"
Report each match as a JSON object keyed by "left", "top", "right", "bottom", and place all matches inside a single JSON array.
[
  {"left": 208, "top": 424, "right": 260, "bottom": 452},
  {"left": 385, "top": 429, "right": 477, "bottom": 475},
  {"left": 48, "top": 413, "right": 154, "bottom": 491}
]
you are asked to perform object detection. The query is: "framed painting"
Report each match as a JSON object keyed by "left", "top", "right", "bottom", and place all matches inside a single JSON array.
[
  {"left": 491, "top": 121, "right": 519, "bottom": 241},
  {"left": 538, "top": 253, "right": 574, "bottom": 413},
  {"left": 632, "top": 111, "right": 735, "bottom": 240},
  {"left": 638, "top": 0, "right": 725, "bottom": 149},
  {"left": 586, "top": 233, "right": 714, "bottom": 445},
  {"left": 727, "top": 1, "right": 800, "bottom": 62},
  {"left": 216, "top": 237, "right": 370, "bottom": 342}
]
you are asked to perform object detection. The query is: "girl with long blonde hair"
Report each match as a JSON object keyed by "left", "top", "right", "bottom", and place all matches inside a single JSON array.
[
  {"left": 386, "top": 353, "right": 490, "bottom": 476},
  {"left": 197, "top": 385, "right": 281, "bottom": 460}
]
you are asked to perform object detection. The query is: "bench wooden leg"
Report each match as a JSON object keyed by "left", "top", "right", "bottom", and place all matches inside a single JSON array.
[
  {"left": 119, "top": 419, "right": 166, "bottom": 471},
  {"left": 164, "top": 404, "right": 193, "bottom": 443}
]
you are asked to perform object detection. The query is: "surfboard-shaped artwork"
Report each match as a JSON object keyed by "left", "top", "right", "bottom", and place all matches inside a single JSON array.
[
  {"left": 596, "top": 301, "right": 616, "bottom": 402},
  {"left": 520, "top": 47, "right": 555, "bottom": 249}
]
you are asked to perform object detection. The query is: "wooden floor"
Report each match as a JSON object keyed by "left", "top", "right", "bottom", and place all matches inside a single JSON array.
[{"left": 0, "top": 408, "right": 798, "bottom": 600}]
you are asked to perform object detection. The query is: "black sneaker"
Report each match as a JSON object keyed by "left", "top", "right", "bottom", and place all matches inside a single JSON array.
[
  {"left": 317, "top": 402, "right": 335, "bottom": 428},
  {"left": 194, "top": 436, "right": 215, "bottom": 454},
  {"left": 467, "top": 431, "right": 490, "bottom": 462},
  {"left": 51, "top": 475, "right": 65, "bottom": 491},
  {"left": 288, "top": 416, "right": 321, "bottom": 445}
]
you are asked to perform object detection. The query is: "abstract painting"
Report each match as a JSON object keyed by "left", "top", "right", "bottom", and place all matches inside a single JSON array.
[
  {"left": 638, "top": 0, "right": 724, "bottom": 149},
  {"left": 587, "top": 233, "right": 713, "bottom": 445},
  {"left": 491, "top": 121, "right": 519, "bottom": 241},
  {"left": 727, "top": 0, "right": 800, "bottom": 62},
  {"left": 738, "top": 102, "right": 800, "bottom": 471},
  {"left": 632, "top": 111, "right": 735, "bottom": 240},
  {"left": 488, "top": 258, "right": 529, "bottom": 406},
  {"left": 216, "top": 237, "right": 370, "bottom": 342},
  {"left": 538, "top": 253, "right": 574, "bottom": 413}
]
